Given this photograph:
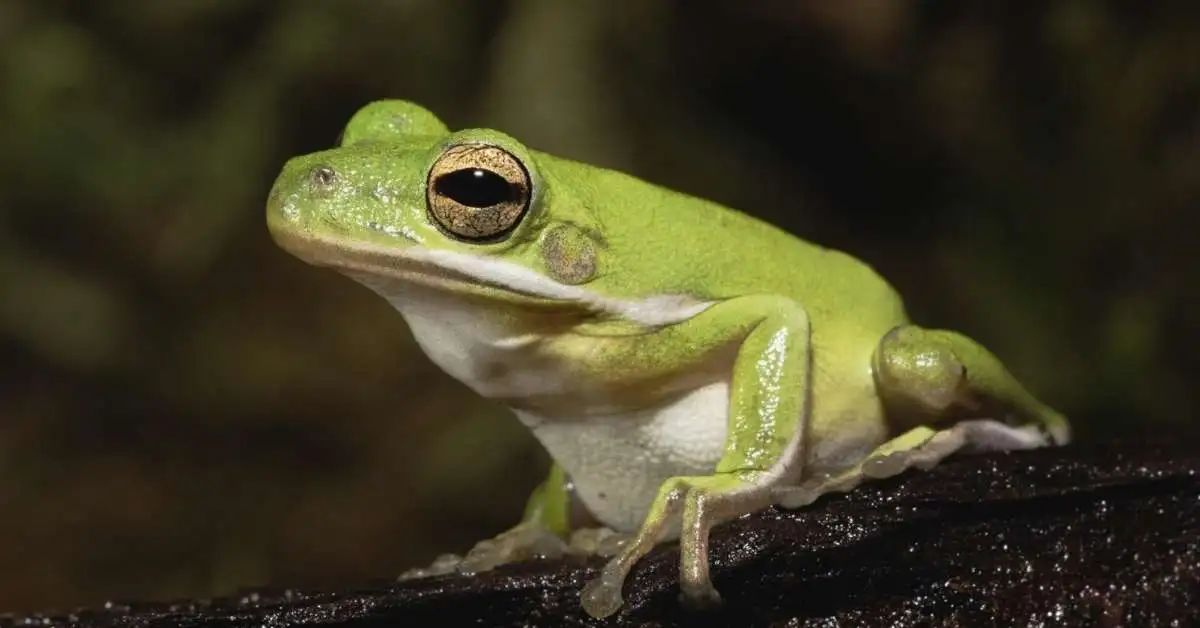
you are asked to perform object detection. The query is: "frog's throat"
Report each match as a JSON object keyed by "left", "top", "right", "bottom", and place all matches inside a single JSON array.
[{"left": 273, "top": 230, "right": 715, "bottom": 327}]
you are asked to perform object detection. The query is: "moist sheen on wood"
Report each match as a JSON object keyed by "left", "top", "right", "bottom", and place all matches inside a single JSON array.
[{"left": 3, "top": 435, "right": 1198, "bottom": 627}]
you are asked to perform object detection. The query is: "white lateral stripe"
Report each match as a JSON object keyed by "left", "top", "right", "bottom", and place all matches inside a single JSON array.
[{"left": 405, "top": 248, "right": 715, "bottom": 326}]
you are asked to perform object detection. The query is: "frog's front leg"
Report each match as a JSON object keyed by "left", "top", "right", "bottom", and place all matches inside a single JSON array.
[
  {"left": 776, "top": 324, "right": 1069, "bottom": 508},
  {"left": 580, "top": 295, "right": 812, "bottom": 619}
]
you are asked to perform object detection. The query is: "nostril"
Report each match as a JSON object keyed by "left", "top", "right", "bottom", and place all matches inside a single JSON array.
[{"left": 310, "top": 165, "right": 338, "bottom": 189}]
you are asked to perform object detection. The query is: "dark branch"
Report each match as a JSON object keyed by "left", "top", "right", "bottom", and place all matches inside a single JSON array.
[{"left": 5, "top": 435, "right": 1199, "bottom": 627}]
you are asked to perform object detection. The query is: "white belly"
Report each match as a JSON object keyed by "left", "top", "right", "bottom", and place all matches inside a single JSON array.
[{"left": 516, "top": 381, "right": 730, "bottom": 533}]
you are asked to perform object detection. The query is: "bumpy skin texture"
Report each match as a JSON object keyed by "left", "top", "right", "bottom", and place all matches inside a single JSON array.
[{"left": 266, "top": 100, "right": 1070, "bottom": 619}]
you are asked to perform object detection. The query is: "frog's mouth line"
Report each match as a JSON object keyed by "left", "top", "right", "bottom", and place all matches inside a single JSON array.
[
  {"left": 270, "top": 228, "right": 567, "bottom": 306},
  {"left": 270, "top": 228, "right": 716, "bottom": 328}
]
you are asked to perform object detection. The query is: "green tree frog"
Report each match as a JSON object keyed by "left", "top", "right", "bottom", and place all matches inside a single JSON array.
[{"left": 266, "top": 100, "right": 1070, "bottom": 619}]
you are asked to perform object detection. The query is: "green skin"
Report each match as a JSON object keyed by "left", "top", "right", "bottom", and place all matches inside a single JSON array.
[{"left": 266, "top": 100, "right": 1070, "bottom": 619}]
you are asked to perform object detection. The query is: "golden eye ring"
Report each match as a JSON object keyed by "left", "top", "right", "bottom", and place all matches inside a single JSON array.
[{"left": 426, "top": 144, "right": 531, "bottom": 241}]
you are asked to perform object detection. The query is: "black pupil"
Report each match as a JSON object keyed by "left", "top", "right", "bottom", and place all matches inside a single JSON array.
[{"left": 435, "top": 168, "right": 515, "bottom": 208}]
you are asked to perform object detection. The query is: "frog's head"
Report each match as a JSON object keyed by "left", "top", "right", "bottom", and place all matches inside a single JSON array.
[
  {"left": 268, "top": 101, "right": 596, "bottom": 304},
  {"left": 267, "top": 100, "right": 711, "bottom": 325}
]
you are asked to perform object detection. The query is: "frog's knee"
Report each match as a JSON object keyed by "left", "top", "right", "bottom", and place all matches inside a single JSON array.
[{"left": 873, "top": 324, "right": 967, "bottom": 414}]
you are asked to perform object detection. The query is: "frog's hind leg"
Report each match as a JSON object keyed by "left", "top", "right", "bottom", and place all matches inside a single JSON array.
[
  {"left": 401, "top": 464, "right": 588, "bottom": 580},
  {"left": 774, "top": 420, "right": 1046, "bottom": 508},
  {"left": 775, "top": 323, "right": 1069, "bottom": 508},
  {"left": 871, "top": 323, "right": 1069, "bottom": 445}
]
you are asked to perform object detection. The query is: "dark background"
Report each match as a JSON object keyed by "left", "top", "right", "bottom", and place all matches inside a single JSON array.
[{"left": 1, "top": 0, "right": 1197, "bottom": 615}]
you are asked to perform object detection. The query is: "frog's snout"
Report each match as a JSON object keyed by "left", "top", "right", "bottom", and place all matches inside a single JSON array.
[
  {"left": 264, "top": 185, "right": 293, "bottom": 230},
  {"left": 267, "top": 159, "right": 333, "bottom": 229}
]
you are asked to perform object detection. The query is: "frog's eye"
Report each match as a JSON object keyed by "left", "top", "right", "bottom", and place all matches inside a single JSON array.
[{"left": 427, "top": 144, "right": 531, "bottom": 242}]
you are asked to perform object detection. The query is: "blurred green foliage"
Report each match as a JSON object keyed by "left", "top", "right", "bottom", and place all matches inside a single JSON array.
[{"left": 0, "top": 0, "right": 1197, "bottom": 614}]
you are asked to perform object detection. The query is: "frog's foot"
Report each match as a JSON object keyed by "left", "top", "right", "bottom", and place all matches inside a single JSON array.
[
  {"left": 774, "top": 419, "right": 1051, "bottom": 509},
  {"left": 567, "top": 526, "right": 630, "bottom": 558},
  {"left": 396, "top": 521, "right": 568, "bottom": 581},
  {"left": 398, "top": 525, "right": 622, "bottom": 584},
  {"left": 453, "top": 520, "right": 569, "bottom": 574},
  {"left": 397, "top": 552, "right": 467, "bottom": 580},
  {"left": 579, "top": 472, "right": 773, "bottom": 619}
]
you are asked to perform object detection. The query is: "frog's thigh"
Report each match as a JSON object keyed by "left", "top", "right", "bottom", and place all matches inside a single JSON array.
[
  {"left": 872, "top": 324, "right": 1069, "bottom": 445},
  {"left": 774, "top": 419, "right": 1048, "bottom": 508}
]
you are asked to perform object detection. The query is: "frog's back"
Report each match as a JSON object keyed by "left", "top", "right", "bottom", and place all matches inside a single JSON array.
[
  {"left": 650, "top": 183, "right": 908, "bottom": 331},
  {"left": 781, "top": 240, "right": 910, "bottom": 337},
  {"left": 548, "top": 155, "right": 909, "bottom": 331}
]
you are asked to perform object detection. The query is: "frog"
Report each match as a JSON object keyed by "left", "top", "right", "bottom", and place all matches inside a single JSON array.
[{"left": 265, "top": 100, "right": 1070, "bottom": 620}]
